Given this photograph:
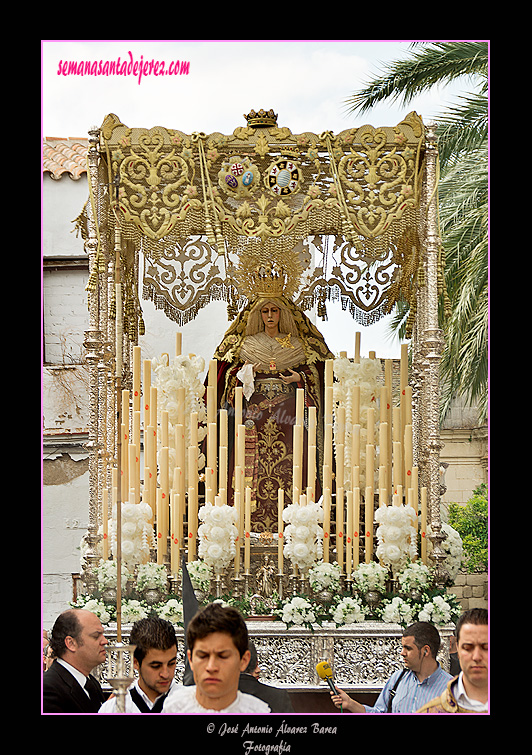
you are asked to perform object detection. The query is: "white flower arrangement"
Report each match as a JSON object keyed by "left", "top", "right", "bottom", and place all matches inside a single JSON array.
[
  {"left": 397, "top": 561, "right": 433, "bottom": 594},
  {"left": 156, "top": 598, "right": 184, "bottom": 624},
  {"left": 136, "top": 562, "right": 168, "bottom": 592},
  {"left": 375, "top": 504, "right": 418, "bottom": 573},
  {"left": 282, "top": 500, "right": 324, "bottom": 572},
  {"left": 278, "top": 596, "right": 317, "bottom": 629},
  {"left": 331, "top": 595, "right": 367, "bottom": 625},
  {"left": 198, "top": 503, "right": 239, "bottom": 572},
  {"left": 95, "top": 559, "right": 131, "bottom": 590},
  {"left": 308, "top": 560, "right": 341, "bottom": 593},
  {"left": 187, "top": 559, "right": 213, "bottom": 592},
  {"left": 152, "top": 353, "right": 208, "bottom": 479},
  {"left": 379, "top": 596, "right": 414, "bottom": 626},
  {"left": 417, "top": 594, "right": 459, "bottom": 626},
  {"left": 121, "top": 599, "right": 149, "bottom": 623},
  {"left": 426, "top": 521, "right": 463, "bottom": 581},
  {"left": 108, "top": 500, "right": 155, "bottom": 569},
  {"left": 352, "top": 561, "right": 388, "bottom": 594},
  {"left": 332, "top": 356, "right": 382, "bottom": 488},
  {"left": 70, "top": 596, "right": 114, "bottom": 625}
]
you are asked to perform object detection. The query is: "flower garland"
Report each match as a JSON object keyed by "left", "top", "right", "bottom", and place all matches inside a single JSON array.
[
  {"left": 282, "top": 501, "right": 324, "bottom": 572},
  {"left": 375, "top": 504, "right": 418, "bottom": 574},
  {"left": 197, "top": 503, "right": 238, "bottom": 572},
  {"left": 332, "top": 356, "right": 382, "bottom": 489}
]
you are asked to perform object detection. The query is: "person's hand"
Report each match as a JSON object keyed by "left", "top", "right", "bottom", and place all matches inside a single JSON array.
[
  {"left": 279, "top": 369, "right": 300, "bottom": 384},
  {"left": 330, "top": 686, "right": 353, "bottom": 712}
]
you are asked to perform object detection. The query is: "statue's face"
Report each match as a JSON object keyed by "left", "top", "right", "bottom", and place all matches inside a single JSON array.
[{"left": 260, "top": 304, "right": 280, "bottom": 330}]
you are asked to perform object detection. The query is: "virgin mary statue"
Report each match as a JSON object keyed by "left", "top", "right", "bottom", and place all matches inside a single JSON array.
[{"left": 212, "top": 265, "right": 333, "bottom": 532}]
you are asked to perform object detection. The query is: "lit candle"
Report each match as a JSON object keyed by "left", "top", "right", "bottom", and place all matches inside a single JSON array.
[
  {"left": 244, "top": 486, "right": 251, "bottom": 571},
  {"left": 278, "top": 488, "right": 284, "bottom": 571}
]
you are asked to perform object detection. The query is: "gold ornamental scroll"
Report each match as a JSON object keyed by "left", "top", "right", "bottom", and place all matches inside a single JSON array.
[{"left": 88, "top": 110, "right": 426, "bottom": 327}]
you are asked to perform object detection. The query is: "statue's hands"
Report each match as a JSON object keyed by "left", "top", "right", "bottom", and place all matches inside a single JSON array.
[{"left": 280, "top": 369, "right": 300, "bottom": 384}]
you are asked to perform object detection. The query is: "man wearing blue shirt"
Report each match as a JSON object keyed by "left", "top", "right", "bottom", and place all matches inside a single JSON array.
[{"left": 330, "top": 622, "right": 452, "bottom": 713}]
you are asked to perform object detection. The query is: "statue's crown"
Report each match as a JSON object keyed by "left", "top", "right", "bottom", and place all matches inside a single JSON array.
[
  {"left": 252, "top": 263, "right": 287, "bottom": 298},
  {"left": 244, "top": 108, "right": 278, "bottom": 128}
]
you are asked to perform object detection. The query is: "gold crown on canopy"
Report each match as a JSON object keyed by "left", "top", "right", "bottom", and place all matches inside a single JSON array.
[{"left": 244, "top": 108, "right": 278, "bottom": 128}]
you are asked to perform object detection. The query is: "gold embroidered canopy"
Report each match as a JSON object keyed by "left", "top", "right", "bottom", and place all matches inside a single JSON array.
[{"left": 82, "top": 110, "right": 429, "bottom": 330}]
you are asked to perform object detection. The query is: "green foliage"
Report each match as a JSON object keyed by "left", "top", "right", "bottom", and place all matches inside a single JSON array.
[{"left": 447, "top": 484, "right": 488, "bottom": 573}]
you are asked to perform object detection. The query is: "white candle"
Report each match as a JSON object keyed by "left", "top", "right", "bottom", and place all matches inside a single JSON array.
[
  {"left": 244, "top": 487, "right": 251, "bottom": 571},
  {"left": 156, "top": 488, "right": 164, "bottom": 564},
  {"left": 323, "top": 488, "right": 331, "bottom": 562},
  {"left": 234, "top": 489, "right": 241, "bottom": 575},
  {"left": 296, "top": 388, "right": 304, "bottom": 426},
  {"left": 175, "top": 331, "right": 182, "bottom": 356},
  {"left": 353, "top": 487, "right": 360, "bottom": 568},
  {"left": 364, "top": 486, "right": 374, "bottom": 563},
  {"left": 346, "top": 490, "right": 353, "bottom": 576},
  {"left": 336, "top": 487, "right": 344, "bottom": 572},
  {"left": 278, "top": 488, "right": 284, "bottom": 571},
  {"left": 133, "top": 346, "right": 141, "bottom": 413}
]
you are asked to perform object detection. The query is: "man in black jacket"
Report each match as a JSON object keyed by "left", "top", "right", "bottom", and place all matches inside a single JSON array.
[
  {"left": 42, "top": 609, "right": 108, "bottom": 713},
  {"left": 238, "top": 641, "right": 294, "bottom": 713}
]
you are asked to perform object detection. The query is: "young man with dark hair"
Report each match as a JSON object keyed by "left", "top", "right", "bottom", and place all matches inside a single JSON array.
[
  {"left": 330, "top": 621, "right": 452, "bottom": 713},
  {"left": 418, "top": 608, "right": 488, "bottom": 713},
  {"left": 99, "top": 617, "right": 178, "bottom": 713},
  {"left": 163, "top": 603, "right": 271, "bottom": 713}
]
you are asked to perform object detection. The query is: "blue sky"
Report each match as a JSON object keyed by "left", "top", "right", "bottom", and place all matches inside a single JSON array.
[{"left": 41, "top": 40, "right": 475, "bottom": 357}]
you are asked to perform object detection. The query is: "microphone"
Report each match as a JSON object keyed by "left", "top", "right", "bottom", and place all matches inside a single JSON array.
[{"left": 316, "top": 660, "right": 337, "bottom": 694}]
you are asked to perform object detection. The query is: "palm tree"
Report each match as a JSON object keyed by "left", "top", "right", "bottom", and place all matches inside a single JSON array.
[{"left": 345, "top": 41, "right": 488, "bottom": 424}]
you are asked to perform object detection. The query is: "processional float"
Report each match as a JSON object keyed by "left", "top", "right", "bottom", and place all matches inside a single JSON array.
[{"left": 76, "top": 109, "right": 449, "bottom": 705}]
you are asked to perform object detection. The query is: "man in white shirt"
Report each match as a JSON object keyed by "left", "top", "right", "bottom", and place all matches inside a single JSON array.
[
  {"left": 418, "top": 608, "right": 489, "bottom": 713},
  {"left": 163, "top": 603, "right": 270, "bottom": 714},
  {"left": 99, "top": 617, "right": 178, "bottom": 713}
]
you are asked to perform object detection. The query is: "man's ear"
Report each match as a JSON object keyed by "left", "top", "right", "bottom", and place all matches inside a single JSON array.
[
  {"left": 64, "top": 635, "right": 78, "bottom": 653},
  {"left": 240, "top": 649, "right": 251, "bottom": 672}
]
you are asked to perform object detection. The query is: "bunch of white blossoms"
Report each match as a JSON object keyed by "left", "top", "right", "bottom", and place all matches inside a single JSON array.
[
  {"left": 397, "top": 561, "right": 433, "bottom": 594},
  {"left": 426, "top": 521, "right": 463, "bottom": 582},
  {"left": 279, "top": 596, "right": 317, "bottom": 628},
  {"left": 375, "top": 504, "right": 418, "bottom": 574},
  {"left": 380, "top": 596, "right": 414, "bottom": 626},
  {"left": 308, "top": 560, "right": 341, "bottom": 593},
  {"left": 108, "top": 500, "right": 155, "bottom": 569},
  {"left": 331, "top": 595, "right": 367, "bottom": 626},
  {"left": 332, "top": 356, "right": 383, "bottom": 489},
  {"left": 282, "top": 501, "right": 324, "bottom": 572},
  {"left": 198, "top": 503, "right": 239, "bottom": 572},
  {"left": 417, "top": 594, "right": 457, "bottom": 626},
  {"left": 156, "top": 598, "right": 184, "bottom": 624},
  {"left": 152, "top": 353, "right": 208, "bottom": 477},
  {"left": 352, "top": 560, "right": 388, "bottom": 594}
]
